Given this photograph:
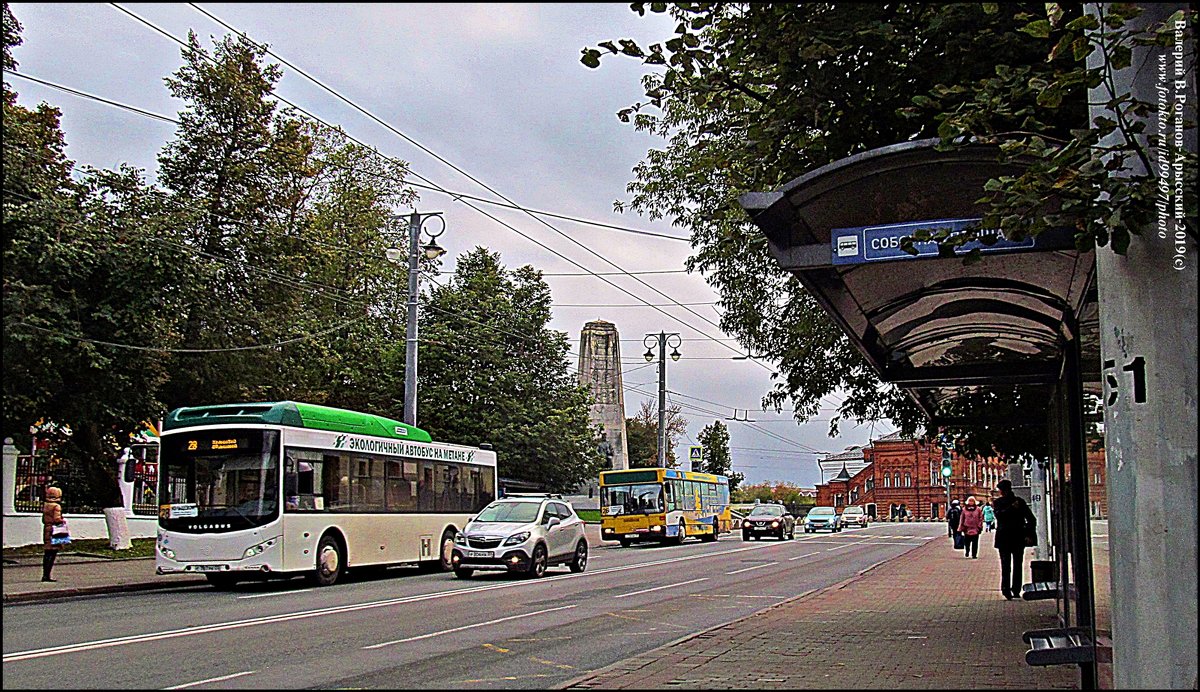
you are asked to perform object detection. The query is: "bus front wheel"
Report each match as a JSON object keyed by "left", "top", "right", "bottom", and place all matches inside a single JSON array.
[
  {"left": 419, "top": 528, "right": 456, "bottom": 573},
  {"left": 310, "top": 534, "right": 344, "bottom": 587}
]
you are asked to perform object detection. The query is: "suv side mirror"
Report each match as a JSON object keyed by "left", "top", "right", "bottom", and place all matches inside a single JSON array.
[{"left": 546, "top": 516, "right": 561, "bottom": 529}]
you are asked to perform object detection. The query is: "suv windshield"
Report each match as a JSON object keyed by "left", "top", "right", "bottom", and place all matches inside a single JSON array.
[
  {"left": 749, "top": 505, "right": 784, "bottom": 517},
  {"left": 474, "top": 501, "right": 541, "bottom": 523},
  {"left": 602, "top": 483, "right": 663, "bottom": 515},
  {"left": 809, "top": 507, "right": 836, "bottom": 516},
  {"left": 844, "top": 508, "right": 863, "bottom": 514}
]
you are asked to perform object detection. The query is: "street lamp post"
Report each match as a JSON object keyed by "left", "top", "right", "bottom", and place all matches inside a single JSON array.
[
  {"left": 643, "top": 332, "right": 681, "bottom": 468},
  {"left": 386, "top": 211, "right": 446, "bottom": 428}
]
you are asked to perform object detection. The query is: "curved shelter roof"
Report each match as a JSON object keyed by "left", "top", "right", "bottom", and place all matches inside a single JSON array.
[{"left": 739, "top": 139, "right": 1099, "bottom": 422}]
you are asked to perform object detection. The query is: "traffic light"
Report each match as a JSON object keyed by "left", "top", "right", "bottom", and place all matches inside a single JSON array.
[{"left": 941, "top": 448, "right": 953, "bottom": 478}]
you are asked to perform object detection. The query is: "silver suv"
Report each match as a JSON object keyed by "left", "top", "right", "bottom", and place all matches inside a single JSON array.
[{"left": 450, "top": 495, "right": 588, "bottom": 579}]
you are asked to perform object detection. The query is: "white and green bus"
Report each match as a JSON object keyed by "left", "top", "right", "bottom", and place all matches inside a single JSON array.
[{"left": 154, "top": 401, "right": 497, "bottom": 588}]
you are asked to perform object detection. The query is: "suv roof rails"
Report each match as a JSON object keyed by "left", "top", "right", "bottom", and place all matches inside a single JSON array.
[{"left": 503, "top": 492, "right": 563, "bottom": 500}]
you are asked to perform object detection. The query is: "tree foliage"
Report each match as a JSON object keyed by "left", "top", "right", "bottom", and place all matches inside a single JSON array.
[
  {"left": 696, "top": 419, "right": 743, "bottom": 492},
  {"left": 625, "top": 399, "right": 688, "bottom": 467},
  {"left": 417, "top": 247, "right": 606, "bottom": 491},
  {"left": 732, "top": 481, "right": 817, "bottom": 516},
  {"left": 583, "top": 2, "right": 1196, "bottom": 456},
  {"left": 3, "top": 5, "right": 183, "bottom": 506}
]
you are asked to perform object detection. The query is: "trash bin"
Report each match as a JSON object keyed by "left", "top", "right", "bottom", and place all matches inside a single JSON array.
[{"left": 1030, "top": 559, "right": 1058, "bottom": 583}]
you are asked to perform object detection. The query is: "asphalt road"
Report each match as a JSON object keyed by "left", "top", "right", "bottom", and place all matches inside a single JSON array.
[{"left": 2, "top": 522, "right": 942, "bottom": 689}]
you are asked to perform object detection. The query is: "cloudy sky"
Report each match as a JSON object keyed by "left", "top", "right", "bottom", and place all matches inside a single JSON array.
[{"left": 5, "top": 3, "right": 894, "bottom": 487}]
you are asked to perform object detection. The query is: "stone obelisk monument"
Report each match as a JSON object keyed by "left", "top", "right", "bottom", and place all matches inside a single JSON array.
[{"left": 578, "top": 320, "right": 630, "bottom": 474}]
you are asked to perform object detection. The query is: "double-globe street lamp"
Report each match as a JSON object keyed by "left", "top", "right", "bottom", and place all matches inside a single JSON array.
[
  {"left": 643, "top": 332, "right": 681, "bottom": 468},
  {"left": 386, "top": 211, "right": 447, "bottom": 428}
]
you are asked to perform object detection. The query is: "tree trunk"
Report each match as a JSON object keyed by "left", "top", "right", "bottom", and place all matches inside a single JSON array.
[{"left": 75, "top": 422, "right": 130, "bottom": 548}]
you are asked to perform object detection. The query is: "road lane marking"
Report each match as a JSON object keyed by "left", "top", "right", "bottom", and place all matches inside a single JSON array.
[
  {"left": 163, "top": 671, "right": 255, "bottom": 689},
  {"left": 363, "top": 605, "right": 577, "bottom": 648},
  {"left": 454, "top": 673, "right": 563, "bottom": 684},
  {"left": 603, "top": 611, "right": 687, "bottom": 630},
  {"left": 237, "top": 588, "right": 314, "bottom": 600},
  {"left": 529, "top": 656, "right": 575, "bottom": 670},
  {"left": 788, "top": 552, "right": 820, "bottom": 561},
  {"left": 726, "top": 561, "right": 777, "bottom": 575},
  {"left": 688, "top": 594, "right": 787, "bottom": 601},
  {"left": 826, "top": 540, "right": 873, "bottom": 551},
  {"left": 614, "top": 577, "right": 708, "bottom": 599},
  {"left": 483, "top": 643, "right": 511, "bottom": 654},
  {"left": 3, "top": 539, "right": 799, "bottom": 663}
]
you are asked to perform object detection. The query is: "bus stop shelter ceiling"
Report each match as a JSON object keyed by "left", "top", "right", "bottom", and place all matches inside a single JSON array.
[{"left": 739, "top": 139, "right": 1100, "bottom": 424}]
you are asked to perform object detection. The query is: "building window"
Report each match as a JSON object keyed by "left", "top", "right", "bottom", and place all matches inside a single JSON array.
[
  {"left": 1093, "top": 472, "right": 1102, "bottom": 485},
  {"left": 904, "top": 473, "right": 911, "bottom": 488}
]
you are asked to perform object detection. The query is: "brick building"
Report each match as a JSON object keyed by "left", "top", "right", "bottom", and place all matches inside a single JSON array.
[
  {"left": 1087, "top": 441, "right": 1107, "bottom": 519},
  {"left": 815, "top": 431, "right": 1008, "bottom": 521}
]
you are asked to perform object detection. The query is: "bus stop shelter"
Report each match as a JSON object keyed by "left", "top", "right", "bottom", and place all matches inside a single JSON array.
[{"left": 740, "top": 138, "right": 1104, "bottom": 687}]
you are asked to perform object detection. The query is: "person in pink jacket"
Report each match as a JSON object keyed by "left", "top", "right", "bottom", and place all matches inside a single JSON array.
[{"left": 956, "top": 496, "right": 985, "bottom": 558}]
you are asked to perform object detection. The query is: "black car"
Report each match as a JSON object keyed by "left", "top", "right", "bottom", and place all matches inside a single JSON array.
[{"left": 740, "top": 504, "right": 796, "bottom": 540}]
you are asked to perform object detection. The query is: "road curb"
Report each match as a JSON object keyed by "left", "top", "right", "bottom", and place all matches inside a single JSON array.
[
  {"left": 556, "top": 536, "right": 941, "bottom": 690},
  {"left": 3, "top": 578, "right": 209, "bottom": 605}
]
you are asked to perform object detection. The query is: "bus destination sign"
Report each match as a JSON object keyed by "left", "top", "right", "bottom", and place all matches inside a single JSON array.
[{"left": 831, "top": 218, "right": 1035, "bottom": 266}]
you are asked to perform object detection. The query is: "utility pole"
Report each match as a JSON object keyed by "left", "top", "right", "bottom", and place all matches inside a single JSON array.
[
  {"left": 643, "top": 332, "right": 681, "bottom": 468},
  {"left": 386, "top": 211, "right": 446, "bottom": 428}
]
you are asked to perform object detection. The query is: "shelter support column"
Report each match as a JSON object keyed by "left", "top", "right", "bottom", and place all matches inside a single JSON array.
[{"left": 1087, "top": 3, "right": 1197, "bottom": 687}]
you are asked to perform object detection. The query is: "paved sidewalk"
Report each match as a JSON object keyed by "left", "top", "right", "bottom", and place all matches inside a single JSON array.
[
  {"left": 562, "top": 536, "right": 1079, "bottom": 690},
  {"left": 2, "top": 555, "right": 205, "bottom": 604}
]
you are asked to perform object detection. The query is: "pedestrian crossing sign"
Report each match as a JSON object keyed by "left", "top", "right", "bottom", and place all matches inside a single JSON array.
[{"left": 689, "top": 446, "right": 704, "bottom": 471}]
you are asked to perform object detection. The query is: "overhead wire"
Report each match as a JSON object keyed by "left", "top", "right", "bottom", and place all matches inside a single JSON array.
[
  {"left": 9, "top": 27, "right": 748, "bottom": 362},
  {"left": 174, "top": 2, "right": 779, "bottom": 373},
  {"left": 13, "top": 8, "right": 852, "bottom": 448}
]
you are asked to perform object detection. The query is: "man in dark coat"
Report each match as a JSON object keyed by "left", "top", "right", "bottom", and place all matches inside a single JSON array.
[{"left": 993, "top": 479, "right": 1037, "bottom": 600}]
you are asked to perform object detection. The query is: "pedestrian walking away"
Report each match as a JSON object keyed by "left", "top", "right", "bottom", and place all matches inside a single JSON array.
[
  {"left": 946, "top": 499, "right": 962, "bottom": 541},
  {"left": 982, "top": 501, "right": 995, "bottom": 532},
  {"left": 992, "top": 479, "right": 1037, "bottom": 600},
  {"left": 41, "top": 485, "right": 70, "bottom": 582},
  {"left": 957, "top": 496, "right": 984, "bottom": 558}
]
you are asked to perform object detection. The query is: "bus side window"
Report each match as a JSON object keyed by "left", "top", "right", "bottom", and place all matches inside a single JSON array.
[{"left": 386, "top": 460, "right": 415, "bottom": 512}]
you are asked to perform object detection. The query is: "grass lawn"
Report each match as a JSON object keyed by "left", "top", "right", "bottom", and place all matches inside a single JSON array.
[
  {"left": 576, "top": 509, "right": 601, "bottom": 522},
  {"left": 3, "top": 537, "right": 156, "bottom": 560}
]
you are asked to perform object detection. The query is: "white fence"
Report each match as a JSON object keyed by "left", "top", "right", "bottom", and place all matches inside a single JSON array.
[{"left": 2, "top": 438, "right": 159, "bottom": 548}]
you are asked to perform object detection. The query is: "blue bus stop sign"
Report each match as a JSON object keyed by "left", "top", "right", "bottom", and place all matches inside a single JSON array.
[{"left": 831, "top": 218, "right": 1035, "bottom": 266}]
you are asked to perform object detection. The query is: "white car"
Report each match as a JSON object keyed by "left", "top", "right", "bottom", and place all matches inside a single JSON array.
[
  {"left": 450, "top": 495, "right": 588, "bottom": 579},
  {"left": 841, "top": 505, "right": 870, "bottom": 528}
]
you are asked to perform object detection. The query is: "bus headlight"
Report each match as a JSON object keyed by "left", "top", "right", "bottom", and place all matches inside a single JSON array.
[
  {"left": 160, "top": 546, "right": 176, "bottom": 560},
  {"left": 242, "top": 538, "right": 277, "bottom": 559},
  {"left": 650, "top": 525, "right": 662, "bottom": 532},
  {"left": 503, "top": 531, "right": 531, "bottom": 546}
]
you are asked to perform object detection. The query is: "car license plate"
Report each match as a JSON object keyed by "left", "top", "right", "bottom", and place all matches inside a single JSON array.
[
  {"left": 466, "top": 550, "right": 492, "bottom": 559},
  {"left": 624, "top": 533, "right": 638, "bottom": 538},
  {"left": 193, "top": 565, "right": 224, "bottom": 572}
]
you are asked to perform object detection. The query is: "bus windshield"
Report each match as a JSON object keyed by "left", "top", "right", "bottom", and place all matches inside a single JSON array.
[
  {"left": 603, "top": 483, "right": 663, "bottom": 515},
  {"left": 159, "top": 429, "right": 280, "bottom": 532}
]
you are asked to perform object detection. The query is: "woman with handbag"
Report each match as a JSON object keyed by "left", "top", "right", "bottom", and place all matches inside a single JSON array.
[{"left": 41, "top": 486, "right": 69, "bottom": 582}]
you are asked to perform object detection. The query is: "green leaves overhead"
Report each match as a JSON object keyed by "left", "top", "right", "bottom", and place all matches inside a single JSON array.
[{"left": 584, "top": 2, "right": 1197, "bottom": 457}]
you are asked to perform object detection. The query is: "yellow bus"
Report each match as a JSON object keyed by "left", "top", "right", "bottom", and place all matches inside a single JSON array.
[{"left": 599, "top": 468, "right": 731, "bottom": 546}]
